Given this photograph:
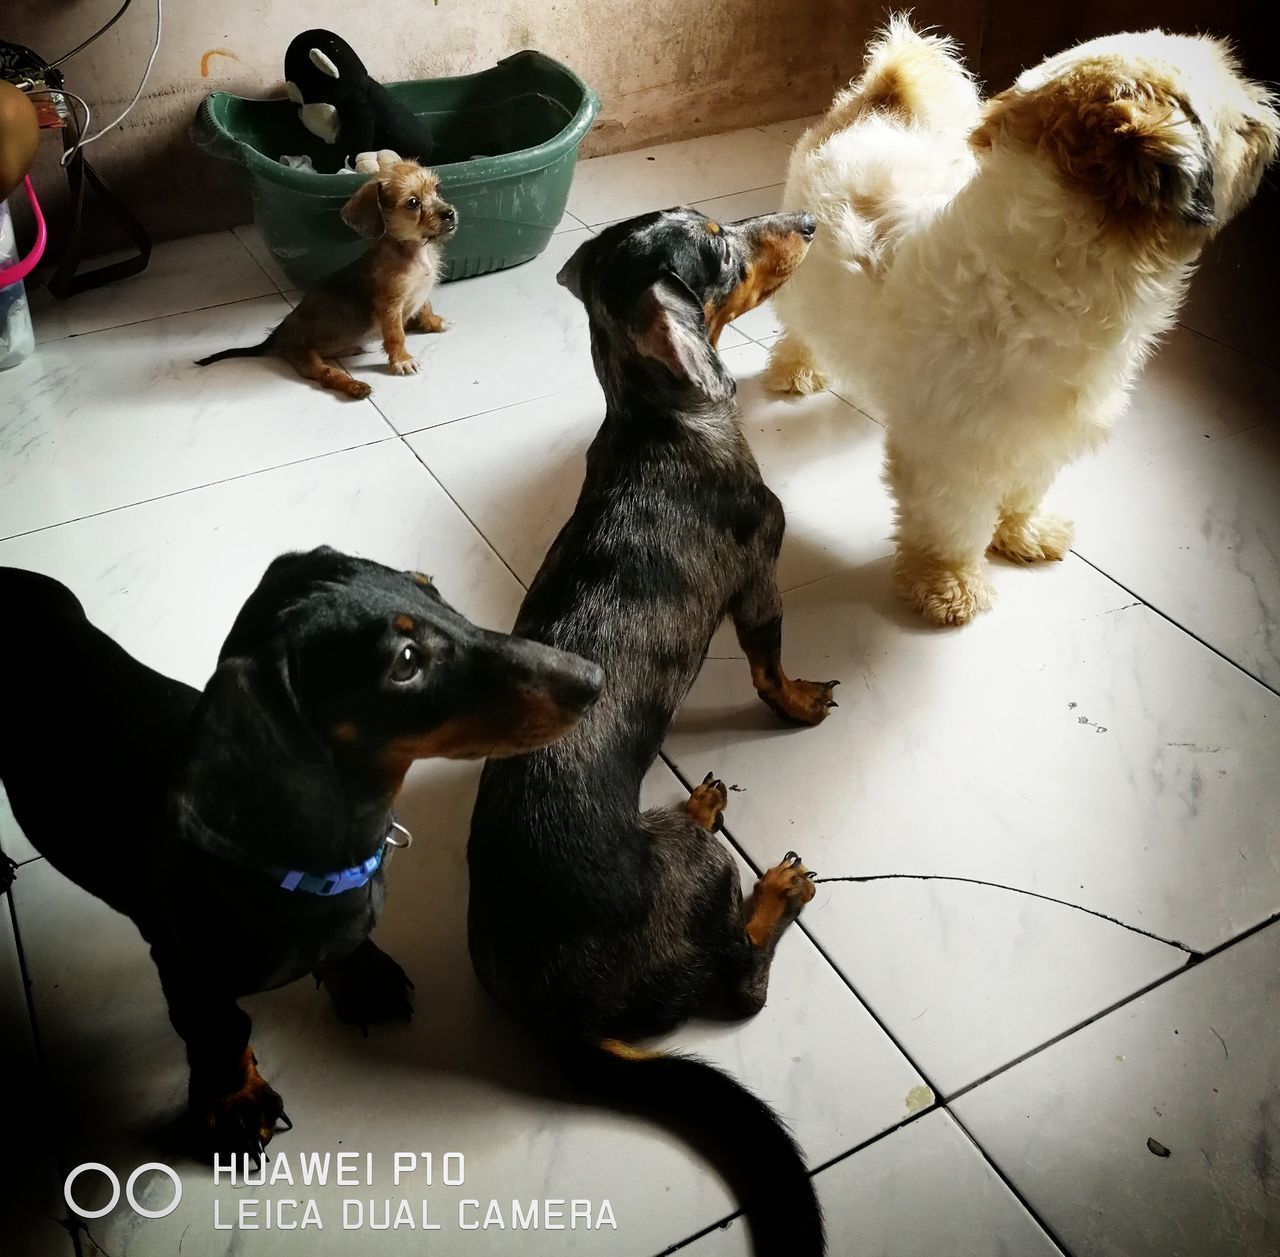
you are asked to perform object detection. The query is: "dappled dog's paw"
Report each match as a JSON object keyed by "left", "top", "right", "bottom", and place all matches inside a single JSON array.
[
  {"left": 989, "top": 512, "right": 1074, "bottom": 563},
  {"left": 390, "top": 355, "right": 421, "bottom": 376},
  {"left": 759, "top": 677, "right": 839, "bottom": 726},
  {"left": 686, "top": 771, "right": 728, "bottom": 831},
  {"left": 762, "top": 851, "right": 818, "bottom": 909},
  {"left": 320, "top": 940, "right": 414, "bottom": 1034},
  {"left": 193, "top": 1052, "right": 290, "bottom": 1164},
  {"left": 347, "top": 379, "right": 373, "bottom": 399},
  {"left": 746, "top": 852, "right": 817, "bottom": 946}
]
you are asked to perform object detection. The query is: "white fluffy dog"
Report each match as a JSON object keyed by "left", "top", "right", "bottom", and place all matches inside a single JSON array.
[{"left": 767, "top": 17, "right": 1278, "bottom": 624}]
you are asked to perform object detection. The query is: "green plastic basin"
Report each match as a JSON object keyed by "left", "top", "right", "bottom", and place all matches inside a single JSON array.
[{"left": 192, "top": 50, "right": 599, "bottom": 288}]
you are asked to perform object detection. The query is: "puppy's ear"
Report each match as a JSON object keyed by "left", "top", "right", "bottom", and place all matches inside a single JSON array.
[
  {"left": 342, "top": 178, "right": 386, "bottom": 238},
  {"left": 171, "top": 656, "right": 345, "bottom": 870},
  {"left": 630, "top": 273, "right": 734, "bottom": 401},
  {"left": 974, "top": 71, "right": 1215, "bottom": 228}
]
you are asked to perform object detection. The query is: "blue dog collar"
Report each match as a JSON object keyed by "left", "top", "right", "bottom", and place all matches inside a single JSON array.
[{"left": 273, "top": 820, "right": 412, "bottom": 896}]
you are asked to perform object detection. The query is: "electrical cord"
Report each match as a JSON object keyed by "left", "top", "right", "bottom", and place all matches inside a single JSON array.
[
  {"left": 48, "top": 0, "right": 135, "bottom": 69},
  {"left": 60, "top": 0, "right": 161, "bottom": 166},
  {"left": 26, "top": 87, "right": 94, "bottom": 144}
]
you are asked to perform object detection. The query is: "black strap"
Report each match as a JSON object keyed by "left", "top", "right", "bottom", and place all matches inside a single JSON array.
[
  {"left": 48, "top": 127, "right": 152, "bottom": 299},
  {"left": 0, "top": 38, "right": 152, "bottom": 297}
]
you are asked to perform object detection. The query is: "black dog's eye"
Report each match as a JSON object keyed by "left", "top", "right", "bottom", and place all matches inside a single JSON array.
[
  {"left": 405, "top": 197, "right": 421, "bottom": 211},
  {"left": 389, "top": 644, "right": 421, "bottom": 682}
]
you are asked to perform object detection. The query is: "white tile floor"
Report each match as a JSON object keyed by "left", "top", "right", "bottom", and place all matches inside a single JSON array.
[{"left": 1, "top": 120, "right": 1277, "bottom": 1257}]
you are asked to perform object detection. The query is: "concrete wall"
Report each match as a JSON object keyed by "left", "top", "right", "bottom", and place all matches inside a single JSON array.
[
  {"left": 6, "top": 1, "right": 1273, "bottom": 257},
  {"left": 7, "top": 0, "right": 981, "bottom": 252}
]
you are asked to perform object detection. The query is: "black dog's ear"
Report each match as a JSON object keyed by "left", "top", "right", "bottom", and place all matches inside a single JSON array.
[
  {"left": 342, "top": 179, "right": 385, "bottom": 238},
  {"left": 556, "top": 236, "right": 595, "bottom": 301},
  {"left": 171, "top": 656, "right": 344, "bottom": 869},
  {"left": 631, "top": 272, "right": 733, "bottom": 401}
]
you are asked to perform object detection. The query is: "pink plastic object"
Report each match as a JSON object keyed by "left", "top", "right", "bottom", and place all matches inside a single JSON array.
[{"left": 0, "top": 178, "right": 47, "bottom": 286}]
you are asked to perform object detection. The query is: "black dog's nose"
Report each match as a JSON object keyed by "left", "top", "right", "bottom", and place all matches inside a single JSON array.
[
  {"left": 797, "top": 213, "right": 817, "bottom": 240},
  {"left": 547, "top": 658, "right": 605, "bottom": 713},
  {"left": 441, "top": 206, "right": 457, "bottom": 226}
]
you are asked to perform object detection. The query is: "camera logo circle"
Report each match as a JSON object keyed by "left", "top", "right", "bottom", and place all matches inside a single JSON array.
[{"left": 64, "top": 1162, "right": 182, "bottom": 1220}]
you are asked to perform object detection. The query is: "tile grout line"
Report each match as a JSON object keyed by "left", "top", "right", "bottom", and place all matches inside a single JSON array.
[
  {"left": 349, "top": 377, "right": 408, "bottom": 444},
  {"left": 397, "top": 438, "right": 530, "bottom": 593},
  {"left": 944, "top": 1112, "right": 1074, "bottom": 1257},
  {"left": 655, "top": 880, "right": 1278, "bottom": 1257},
  {"left": 576, "top": 179, "right": 789, "bottom": 230},
  {"left": 5, "top": 888, "right": 85, "bottom": 1256},
  {"left": 1174, "top": 318, "right": 1280, "bottom": 374},
  {"left": 652, "top": 753, "right": 1279, "bottom": 1257},
  {"left": 656, "top": 751, "right": 956, "bottom": 1110},
  {"left": 930, "top": 912, "right": 1280, "bottom": 1257},
  {"left": 388, "top": 376, "right": 598, "bottom": 440},
  {"left": 227, "top": 225, "right": 291, "bottom": 298},
  {"left": 1070, "top": 550, "right": 1280, "bottom": 700},
  {"left": 651, "top": 1073, "right": 1074, "bottom": 1257},
  {"left": 943, "top": 906, "right": 1280, "bottom": 1109},
  {"left": 650, "top": 1108, "right": 943, "bottom": 1256},
  {"left": 32, "top": 289, "right": 285, "bottom": 346},
  {"left": 0, "top": 435, "right": 399, "bottom": 545}
]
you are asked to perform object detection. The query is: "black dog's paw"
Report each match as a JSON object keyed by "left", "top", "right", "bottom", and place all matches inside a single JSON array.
[
  {"left": 192, "top": 1053, "right": 291, "bottom": 1165},
  {"left": 319, "top": 939, "right": 414, "bottom": 1035}
]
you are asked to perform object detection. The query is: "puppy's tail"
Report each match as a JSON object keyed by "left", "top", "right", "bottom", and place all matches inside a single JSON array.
[
  {"left": 563, "top": 1039, "right": 825, "bottom": 1257},
  {"left": 194, "top": 331, "right": 276, "bottom": 366}
]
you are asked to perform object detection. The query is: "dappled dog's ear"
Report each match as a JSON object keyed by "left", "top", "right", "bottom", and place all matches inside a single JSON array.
[
  {"left": 630, "top": 272, "right": 734, "bottom": 400},
  {"left": 342, "top": 179, "right": 386, "bottom": 238},
  {"left": 973, "top": 73, "right": 1216, "bottom": 229},
  {"left": 170, "top": 656, "right": 344, "bottom": 869}
]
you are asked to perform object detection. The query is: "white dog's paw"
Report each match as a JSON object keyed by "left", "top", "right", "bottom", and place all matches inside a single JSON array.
[
  {"left": 990, "top": 512, "right": 1074, "bottom": 563},
  {"left": 390, "top": 356, "right": 421, "bottom": 376},
  {"left": 894, "top": 548, "right": 995, "bottom": 627},
  {"left": 764, "top": 337, "right": 826, "bottom": 395}
]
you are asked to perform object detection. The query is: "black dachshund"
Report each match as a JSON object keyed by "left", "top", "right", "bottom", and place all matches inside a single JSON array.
[
  {"left": 0, "top": 549, "right": 601, "bottom": 1158},
  {"left": 468, "top": 208, "right": 834, "bottom": 1256}
]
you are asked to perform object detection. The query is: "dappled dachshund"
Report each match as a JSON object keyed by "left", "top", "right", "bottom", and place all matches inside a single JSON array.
[
  {"left": 0, "top": 549, "right": 601, "bottom": 1159},
  {"left": 468, "top": 207, "right": 834, "bottom": 1257},
  {"left": 196, "top": 155, "right": 457, "bottom": 398}
]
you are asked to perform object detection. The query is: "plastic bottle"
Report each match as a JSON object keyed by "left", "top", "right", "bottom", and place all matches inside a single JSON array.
[{"left": 0, "top": 195, "right": 36, "bottom": 370}]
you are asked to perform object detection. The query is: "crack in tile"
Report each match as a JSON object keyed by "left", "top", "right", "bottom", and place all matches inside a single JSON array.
[{"left": 812, "top": 873, "right": 1198, "bottom": 954}]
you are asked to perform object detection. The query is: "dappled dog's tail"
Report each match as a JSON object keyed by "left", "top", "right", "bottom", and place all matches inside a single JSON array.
[
  {"left": 565, "top": 1039, "right": 825, "bottom": 1257},
  {"left": 195, "top": 332, "right": 276, "bottom": 366},
  {"left": 801, "top": 13, "right": 977, "bottom": 153}
]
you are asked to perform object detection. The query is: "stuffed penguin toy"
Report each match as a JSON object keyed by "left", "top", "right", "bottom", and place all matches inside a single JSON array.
[{"left": 283, "top": 30, "right": 435, "bottom": 166}]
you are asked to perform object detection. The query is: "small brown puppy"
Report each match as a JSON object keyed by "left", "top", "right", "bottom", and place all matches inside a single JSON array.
[{"left": 197, "top": 156, "right": 458, "bottom": 398}]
